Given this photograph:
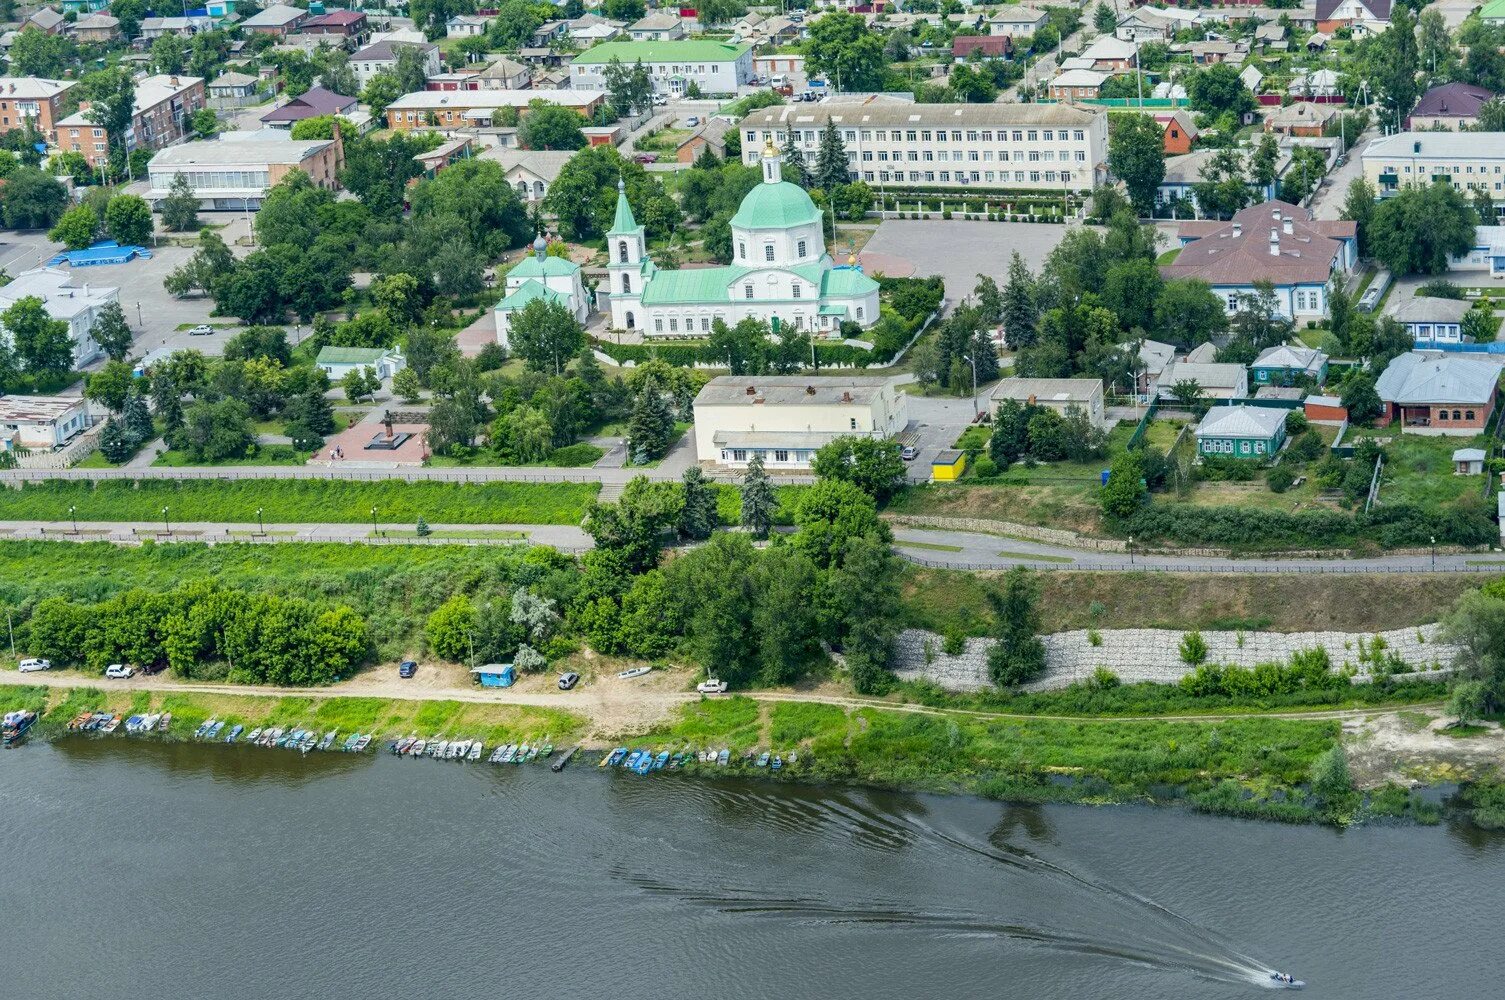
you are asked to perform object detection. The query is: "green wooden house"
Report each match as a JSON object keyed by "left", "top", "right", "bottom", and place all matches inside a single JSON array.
[
  {"left": 1194, "top": 405, "right": 1288, "bottom": 460},
  {"left": 1250, "top": 344, "right": 1327, "bottom": 387}
]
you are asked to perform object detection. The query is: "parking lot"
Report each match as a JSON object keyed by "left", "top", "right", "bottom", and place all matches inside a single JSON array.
[
  {"left": 862, "top": 219, "right": 1073, "bottom": 309},
  {"left": 0, "top": 223, "right": 247, "bottom": 375}
]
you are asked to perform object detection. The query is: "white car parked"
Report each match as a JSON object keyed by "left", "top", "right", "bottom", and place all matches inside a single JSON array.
[
  {"left": 105, "top": 664, "right": 135, "bottom": 679},
  {"left": 696, "top": 679, "right": 729, "bottom": 695},
  {"left": 17, "top": 658, "right": 51, "bottom": 672}
]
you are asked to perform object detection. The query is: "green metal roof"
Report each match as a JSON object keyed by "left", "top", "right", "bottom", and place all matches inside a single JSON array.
[
  {"left": 730, "top": 180, "right": 822, "bottom": 230},
  {"left": 570, "top": 39, "right": 751, "bottom": 65},
  {"left": 821, "top": 267, "right": 879, "bottom": 297},
  {"left": 1483, "top": 0, "right": 1505, "bottom": 18},
  {"left": 496, "top": 279, "right": 569, "bottom": 312},
  {"left": 608, "top": 185, "right": 641, "bottom": 236},
  {"left": 509, "top": 254, "right": 580, "bottom": 279},
  {"left": 818, "top": 304, "right": 846, "bottom": 316},
  {"left": 316, "top": 346, "right": 390, "bottom": 364},
  {"left": 640, "top": 265, "right": 744, "bottom": 306}
]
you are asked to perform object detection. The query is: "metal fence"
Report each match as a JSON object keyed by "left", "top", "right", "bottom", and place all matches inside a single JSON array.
[{"left": 0, "top": 467, "right": 816, "bottom": 487}]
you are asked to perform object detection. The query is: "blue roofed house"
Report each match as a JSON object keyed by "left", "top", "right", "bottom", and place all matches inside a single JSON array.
[
  {"left": 495, "top": 235, "right": 590, "bottom": 348},
  {"left": 1161, "top": 201, "right": 1357, "bottom": 321},
  {"left": 1250, "top": 343, "right": 1328, "bottom": 386},
  {"left": 605, "top": 141, "right": 879, "bottom": 338},
  {"left": 1194, "top": 404, "right": 1289, "bottom": 460}
]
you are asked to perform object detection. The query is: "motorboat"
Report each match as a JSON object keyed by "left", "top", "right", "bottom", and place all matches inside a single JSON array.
[
  {"left": 652, "top": 751, "right": 669, "bottom": 771},
  {"left": 515, "top": 743, "right": 530, "bottom": 763},
  {"left": 102, "top": 715, "right": 122, "bottom": 734},
  {"left": 318, "top": 730, "right": 337, "bottom": 751},
  {"left": 604, "top": 747, "right": 627, "bottom": 767},
  {"left": 489, "top": 746, "right": 506, "bottom": 764},
  {"left": 410, "top": 740, "right": 427, "bottom": 756},
  {"left": 226, "top": 724, "right": 244, "bottom": 743},
  {"left": 717, "top": 749, "right": 730, "bottom": 766},
  {"left": 1269, "top": 974, "right": 1305, "bottom": 990},
  {"left": 430, "top": 740, "right": 448, "bottom": 759},
  {"left": 207, "top": 720, "right": 225, "bottom": 740},
  {"left": 247, "top": 728, "right": 263, "bottom": 744},
  {"left": 500, "top": 744, "right": 518, "bottom": 763},
  {"left": 756, "top": 752, "right": 770, "bottom": 768},
  {"left": 468, "top": 742, "right": 483, "bottom": 761},
  {"left": 617, "top": 667, "right": 651, "bottom": 680},
  {"left": 353, "top": 734, "right": 371, "bottom": 753}
]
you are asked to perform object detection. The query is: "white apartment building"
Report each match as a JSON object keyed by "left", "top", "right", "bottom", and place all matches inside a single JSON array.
[
  {"left": 0, "top": 267, "right": 119, "bottom": 367},
  {"left": 692, "top": 375, "right": 909, "bottom": 470},
  {"left": 737, "top": 102, "right": 1109, "bottom": 193},
  {"left": 1363, "top": 132, "right": 1505, "bottom": 199},
  {"left": 568, "top": 40, "right": 754, "bottom": 96}
]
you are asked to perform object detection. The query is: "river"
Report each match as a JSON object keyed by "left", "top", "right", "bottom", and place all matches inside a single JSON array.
[{"left": 2, "top": 738, "right": 1501, "bottom": 999}]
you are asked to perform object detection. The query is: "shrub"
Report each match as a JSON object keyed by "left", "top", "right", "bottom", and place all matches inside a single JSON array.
[
  {"left": 1267, "top": 465, "right": 1296, "bottom": 493},
  {"left": 1179, "top": 630, "right": 1208, "bottom": 666},
  {"left": 1087, "top": 666, "right": 1120, "bottom": 690},
  {"left": 1309, "top": 745, "right": 1352, "bottom": 800}
]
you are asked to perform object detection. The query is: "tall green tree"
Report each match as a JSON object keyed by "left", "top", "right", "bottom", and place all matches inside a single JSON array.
[
  {"left": 160, "top": 172, "right": 201, "bottom": 232},
  {"left": 740, "top": 454, "right": 776, "bottom": 538},
  {"left": 627, "top": 374, "right": 675, "bottom": 462},
  {"left": 1001, "top": 251, "right": 1038, "bottom": 349},
  {"left": 811, "top": 436, "right": 906, "bottom": 501},
  {"left": 804, "top": 11, "right": 888, "bottom": 92},
  {"left": 813, "top": 120, "right": 849, "bottom": 191},
  {"left": 91, "top": 301, "right": 133, "bottom": 362},
  {"left": 985, "top": 568, "right": 1046, "bottom": 688},
  {"left": 1340, "top": 177, "right": 1377, "bottom": 258},
  {"left": 780, "top": 130, "right": 810, "bottom": 188},
  {"left": 1375, "top": 4, "right": 1420, "bottom": 120},
  {"left": 1369, "top": 183, "right": 1476, "bottom": 276},
  {"left": 104, "top": 194, "right": 153, "bottom": 247},
  {"left": 2, "top": 296, "right": 72, "bottom": 375},
  {"left": 1107, "top": 113, "right": 1165, "bottom": 217},
  {"left": 508, "top": 298, "right": 584, "bottom": 376},
  {"left": 678, "top": 465, "right": 719, "bottom": 540}
]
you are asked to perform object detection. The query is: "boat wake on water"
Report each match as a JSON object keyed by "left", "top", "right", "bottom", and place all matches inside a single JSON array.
[{"left": 611, "top": 787, "right": 1289, "bottom": 990}]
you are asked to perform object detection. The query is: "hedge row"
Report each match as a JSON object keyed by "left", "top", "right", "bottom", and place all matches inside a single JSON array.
[{"left": 1120, "top": 500, "right": 1496, "bottom": 550}]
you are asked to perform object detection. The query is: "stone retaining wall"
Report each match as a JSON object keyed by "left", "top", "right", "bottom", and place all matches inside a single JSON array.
[
  {"left": 892, "top": 624, "right": 1457, "bottom": 692},
  {"left": 883, "top": 514, "right": 1128, "bottom": 552}
]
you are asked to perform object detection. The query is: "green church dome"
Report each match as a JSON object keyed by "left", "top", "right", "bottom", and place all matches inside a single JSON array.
[{"left": 730, "top": 180, "right": 822, "bottom": 231}]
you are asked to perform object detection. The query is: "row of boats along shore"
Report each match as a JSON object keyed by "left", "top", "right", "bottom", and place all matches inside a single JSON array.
[{"left": 15, "top": 710, "right": 807, "bottom": 774}]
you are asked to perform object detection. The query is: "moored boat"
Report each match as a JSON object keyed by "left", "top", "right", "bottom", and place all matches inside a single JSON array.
[
  {"left": 194, "top": 718, "right": 215, "bottom": 739},
  {"left": 468, "top": 742, "right": 483, "bottom": 761},
  {"left": 653, "top": 750, "right": 669, "bottom": 771},
  {"left": 604, "top": 747, "right": 627, "bottom": 767},
  {"left": 207, "top": 720, "right": 225, "bottom": 740},
  {"left": 3, "top": 710, "right": 37, "bottom": 747},
  {"left": 226, "top": 724, "right": 244, "bottom": 743},
  {"left": 624, "top": 750, "right": 642, "bottom": 770},
  {"left": 500, "top": 744, "right": 518, "bottom": 763},
  {"left": 410, "top": 739, "right": 426, "bottom": 756},
  {"left": 429, "top": 740, "right": 447, "bottom": 758},
  {"left": 124, "top": 715, "right": 143, "bottom": 732},
  {"left": 353, "top": 734, "right": 371, "bottom": 753},
  {"left": 158, "top": 712, "right": 172, "bottom": 732},
  {"left": 771, "top": 755, "right": 783, "bottom": 771},
  {"left": 525, "top": 744, "right": 539, "bottom": 762},
  {"left": 102, "top": 715, "right": 122, "bottom": 734},
  {"left": 551, "top": 745, "right": 577, "bottom": 772},
  {"left": 318, "top": 730, "right": 337, "bottom": 751},
  {"left": 631, "top": 751, "right": 653, "bottom": 775},
  {"left": 247, "top": 728, "right": 263, "bottom": 744},
  {"left": 756, "top": 752, "right": 770, "bottom": 768}
]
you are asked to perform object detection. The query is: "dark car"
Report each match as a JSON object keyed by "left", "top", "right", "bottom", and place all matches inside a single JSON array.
[
  {"left": 399, "top": 660, "right": 418, "bottom": 679},
  {"left": 558, "top": 672, "right": 580, "bottom": 691}
]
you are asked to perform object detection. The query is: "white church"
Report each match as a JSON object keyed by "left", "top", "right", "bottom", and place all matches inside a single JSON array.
[
  {"left": 494, "top": 234, "right": 591, "bottom": 347},
  {"left": 606, "top": 141, "right": 880, "bottom": 338}
]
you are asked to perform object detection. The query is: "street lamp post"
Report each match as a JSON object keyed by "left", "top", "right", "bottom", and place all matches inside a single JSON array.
[
  {"left": 1431, "top": 535, "right": 1437, "bottom": 570},
  {"left": 257, "top": 507, "right": 265, "bottom": 537},
  {"left": 69, "top": 505, "right": 76, "bottom": 535},
  {"left": 371, "top": 507, "right": 378, "bottom": 539},
  {"left": 1128, "top": 535, "right": 1134, "bottom": 566},
  {"left": 161, "top": 506, "right": 170, "bottom": 536},
  {"left": 962, "top": 353, "right": 980, "bottom": 419}
]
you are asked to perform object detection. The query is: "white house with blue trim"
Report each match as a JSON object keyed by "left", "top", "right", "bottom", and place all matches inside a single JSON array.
[{"left": 1161, "top": 201, "right": 1357, "bottom": 320}]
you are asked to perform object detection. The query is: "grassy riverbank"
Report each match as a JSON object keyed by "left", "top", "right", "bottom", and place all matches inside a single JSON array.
[
  {"left": 0, "top": 480, "right": 600, "bottom": 525},
  {"left": 4, "top": 685, "right": 584, "bottom": 747},
  {"left": 0, "top": 683, "right": 1450, "bottom": 827}
]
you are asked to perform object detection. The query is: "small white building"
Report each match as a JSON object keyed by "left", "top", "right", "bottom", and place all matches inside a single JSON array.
[
  {"left": 1454, "top": 448, "right": 1486, "bottom": 475},
  {"left": 495, "top": 236, "right": 590, "bottom": 348},
  {"left": 351, "top": 40, "right": 441, "bottom": 88},
  {"left": 0, "top": 394, "right": 91, "bottom": 451},
  {"left": 315, "top": 345, "right": 406, "bottom": 381},
  {"left": 1390, "top": 296, "right": 1473, "bottom": 345},
  {"left": 0, "top": 267, "right": 119, "bottom": 367},
  {"left": 990, "top": 377, "right": 1108, "bottom": 429},
  {"left": 478, "top": 147, "right": 574, "bottom": 204},
  {"left": 1157, "top": 361, "right": 1249, "bottom": 401},
  {"left": 692, "top": 375, "right": 909, "bottom": 470}
]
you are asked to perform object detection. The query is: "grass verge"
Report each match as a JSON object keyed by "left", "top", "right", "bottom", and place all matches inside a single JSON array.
[{"left": 0, "top": 479, "right": 601, "bottom": 525}]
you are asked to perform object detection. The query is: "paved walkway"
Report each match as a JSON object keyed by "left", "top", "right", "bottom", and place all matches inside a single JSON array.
[
  {"left": 3, "top": 521, "right": 592, "bottom": 550},
  {"left": 892, "top": 526, "right": 1504, "bottom": 575}
]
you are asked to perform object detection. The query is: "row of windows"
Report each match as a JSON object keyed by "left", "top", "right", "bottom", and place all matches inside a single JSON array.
[
  {"left": 865, "top": 169, "right": 1074, "bottom": 184},
  {"left": 152, "top": 169, "right": 272, "bottom": 190},
  {"left": 1436, "top": 409, "right": 1477, "bottom": 421},
  {"left": 580, "top": 63, "right": 727, "bottom": 74},
  {"left": 755, "top": 128, "right": 1088, "bottom": 144},
  {"left": 1382, "top": 164, "right": 1505, "bottom": 174},
  {"left": 861, "top": 149, "right": 1087, "bottom": 164},
  {"left": 1203, "top": 438, "right": 1267, "bottom": 455},
  {"left": 737, "top": 239, "right": 809, "bottom": 261},
  {"left": 723, "top": 448, "right": 816, "bottom": 464}
]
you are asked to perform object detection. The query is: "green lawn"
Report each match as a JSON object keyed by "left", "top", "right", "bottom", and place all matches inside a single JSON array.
[
  {"left": 0, "top": 480, "right": 602, "bottom": 525},
  {"left": 1347, "top": 426, "right": 1493, "bottom": 507},
  {"left": 427, "top": 443, "right": 606, "bottom": 468},
  {"left": 153, "top": 444, "right": 312, "bottom": 468}
]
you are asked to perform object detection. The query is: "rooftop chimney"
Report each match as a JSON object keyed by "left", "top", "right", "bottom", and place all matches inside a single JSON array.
[
  {"left": 745, "top": 385, "right": 757, "bottom": 395},
  {"left": 1232, "top": 222, "right": 1242, "bottom": 237},
  {"left": 1282, "top": 216, "right": 1293, "bottom": 236},
  {"left": 805, "top": 385, "right": 816, "bottom": 395},
  {"left": 1269, "top": 228, "right": 1280, "bottom": 256}
]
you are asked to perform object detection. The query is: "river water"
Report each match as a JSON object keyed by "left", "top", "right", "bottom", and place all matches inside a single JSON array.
[{"left": 2, "top": 738, "right": 1501, "bottom": 999}]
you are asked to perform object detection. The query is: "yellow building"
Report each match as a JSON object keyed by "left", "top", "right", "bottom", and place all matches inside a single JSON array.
[{"left": 931, "top": 449, "right": 968, "bottom": 481}]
